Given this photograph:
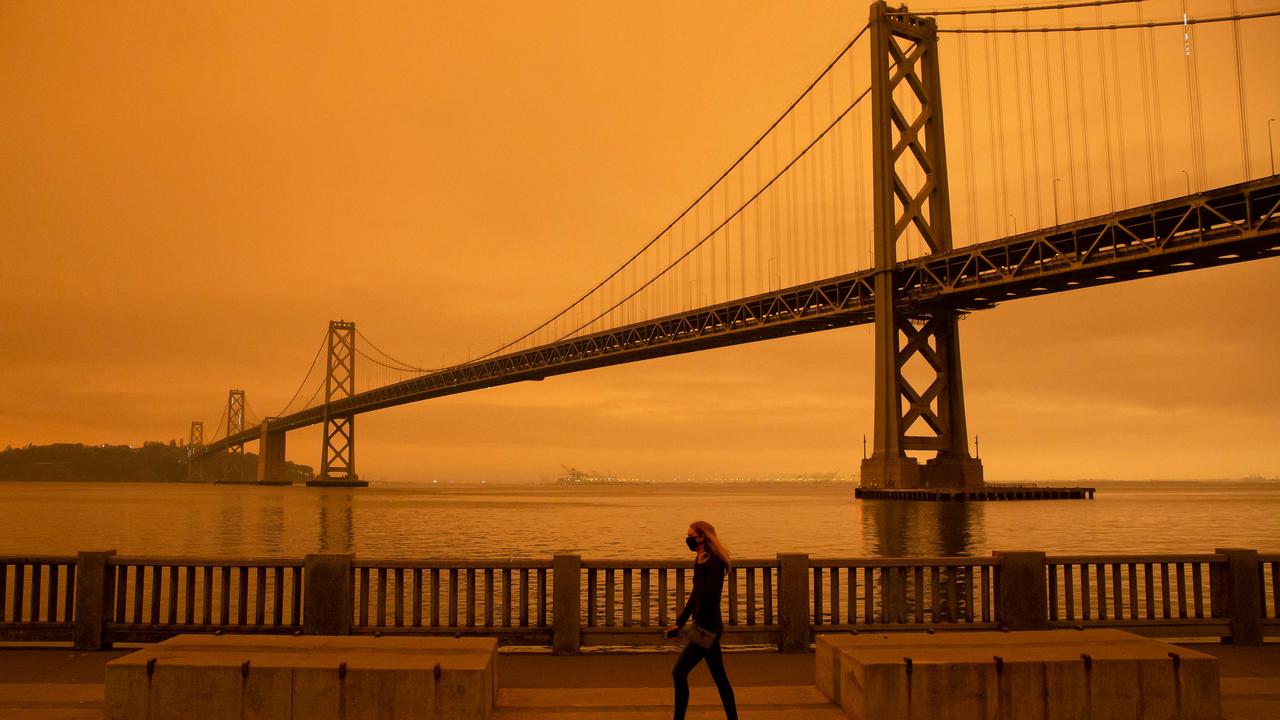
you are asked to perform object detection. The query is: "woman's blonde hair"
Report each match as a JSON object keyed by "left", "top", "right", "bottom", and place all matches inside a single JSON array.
[{"left": 690, "top": 520, "right": 732, "bottom": 568}]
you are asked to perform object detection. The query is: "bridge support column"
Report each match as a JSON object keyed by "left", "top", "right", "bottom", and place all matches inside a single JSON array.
[
  {"left": 256, "top": 419, "right": 290, "bottom": 485},
  {"left": 309, "top": 320, "right": 367, "bottom": 487},
  {"left": 859, "top": 2, "right": 982, "bottom": 491},
  {"left": 218, "top": 389, "right": 249, "bottom": 484}
]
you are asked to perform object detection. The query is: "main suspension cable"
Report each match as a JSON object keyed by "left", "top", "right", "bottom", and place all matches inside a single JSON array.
[
  {"left": 354, "top": 328, "right": 432, "bottom": 373},
  {"left": 275, "top": 333, "right": 327, "bottom": 417},
  {"left": 937, "top": 10, "right": 1280, "bottom": 32},
  {"left": 900, "top": 0, "right": 1144, "bottom": 16},
  {"left": 466, "top": 22, "right": 872, "bottom": 364},
  {"left": 543, "top": 86, "right": 873, "bottom": 348}
]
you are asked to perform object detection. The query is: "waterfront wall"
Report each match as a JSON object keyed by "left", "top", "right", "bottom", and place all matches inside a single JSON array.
[{"left": 0, "top": 550, "right": 1275, "bottom": 653}]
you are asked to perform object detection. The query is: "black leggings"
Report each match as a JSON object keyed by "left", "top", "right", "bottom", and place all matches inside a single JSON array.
[{"left": 671, "top": 637, "right": 737, "bottom": 720}]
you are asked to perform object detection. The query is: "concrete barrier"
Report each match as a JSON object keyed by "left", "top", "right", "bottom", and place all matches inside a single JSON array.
[
  {"left": 815, "top": 629, "right": 1221, "bottom": 720},
  {"left": 104, "top": 634, "right": 497, "bottom": 720}
]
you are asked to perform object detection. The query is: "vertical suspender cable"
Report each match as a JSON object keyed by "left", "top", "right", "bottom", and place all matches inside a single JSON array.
[
  {"left": 1144, "top": 7, "right": 1167, "bottom": 198},
  {"left": 1107, "top": 22, "right": 1129, "bottom": 209},
  {"left": 1136, "top": 3, "right": 1159, "bottom": 204},
  {"left": 772, "top": 130, "right": 781, "bottom": 288},
  {"left": 747, "top": 149, "right": 757, "bottom": 292},
  {"left": 988, "top": 20, "right": 1013, "bottom": 234},
  {"left": 1073, "top": 26, "right": 1095, "bottom": 216},
  {"left": 783, "top": 112, "right": 793, "bottom": 283},
  {"left": 811, "top": 92, "right": 823, "bottom": 280},
  {"left": 983, "top": 29, "right": 1004, "bottom": 236},
  {"left": 960, "top": 21, "right": 981, "bottom": 241},
  {"left": 1059, "top": 9, "right": 1080, "bottom": 219},
  {"left": 1095, "top": 7, "right": 1118, "bottom": 212},
  {"left": 708, "top": 172, "right": 716, "bottom": 305},
  {"left": 739, "top": 161, "right": 746, "bottom": 297},
  {"left": 1182, "top": 0, "right": 1206, "bottom": 190},
  {"left": 1023, "top": 10, "right": 1044, "bottom": 229},
  {"left": 1040, "top": 17, "right": 1062, "bottom": 225},
  {"left": 804, "top": 96, "right": 815, "bottom": 279},
  {"left": 1229, "top": 0, "right": 1252, "bottom": 180},
  {"left": 1012, "top": 15, "right": 1037, "bottom": 229},
  {"left": 831, "top": 69, "right": 847, "bottom": 273},
  {"left": 725, "top": 180, "right": 732, "bottom": 302},
  {"left": 850, "top": 51, "right": 867, "bottom": 270}
]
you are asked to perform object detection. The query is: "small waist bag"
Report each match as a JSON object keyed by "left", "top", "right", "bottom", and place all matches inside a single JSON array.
[{"left": 687, "top": 623, "right": 717, "bottom": 649}]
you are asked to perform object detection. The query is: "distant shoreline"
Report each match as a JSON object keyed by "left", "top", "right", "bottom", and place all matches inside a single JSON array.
[{"left": 1, "top": 477, "right": 1277, "bottom": 487}]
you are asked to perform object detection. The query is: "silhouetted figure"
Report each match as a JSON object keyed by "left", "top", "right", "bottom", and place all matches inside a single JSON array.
[{"left": 665, "top": 520, "right": 738, "bottom": 720}]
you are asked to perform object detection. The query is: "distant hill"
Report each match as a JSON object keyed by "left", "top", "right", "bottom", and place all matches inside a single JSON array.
[{"left": 0, "top": 442, "right": 313, "bottom": 483}]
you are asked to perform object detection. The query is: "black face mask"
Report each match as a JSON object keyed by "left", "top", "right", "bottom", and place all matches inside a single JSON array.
[{"left": 685, "top": 536, "right": 699, "bottom": 551}]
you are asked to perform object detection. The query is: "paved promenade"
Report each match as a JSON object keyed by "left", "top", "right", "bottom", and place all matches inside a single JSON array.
[{"left": 1, "top": 641, "right": 1277, "bottom": 719}]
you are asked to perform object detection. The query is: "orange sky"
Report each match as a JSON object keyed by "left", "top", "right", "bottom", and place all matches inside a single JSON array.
[{"left": 2, "top": 0, "right": 1279, "bottom": 482}]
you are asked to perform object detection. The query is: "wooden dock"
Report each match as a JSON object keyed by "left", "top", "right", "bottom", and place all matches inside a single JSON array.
[{"left": 854, "top": 485, "right": 1095, "bottom": 501}]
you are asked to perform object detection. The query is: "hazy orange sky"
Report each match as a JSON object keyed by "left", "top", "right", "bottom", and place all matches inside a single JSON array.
[{"left": 3, "top": 0, "right": 1279, "bottom": 482}]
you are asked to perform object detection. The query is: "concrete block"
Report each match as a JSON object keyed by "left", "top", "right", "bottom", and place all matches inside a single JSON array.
[
  {"left": 817, "top": 630, "right": 1220, "bottom": 720},
  {"left": 105, "top": 634, "right": 498, "bottom": 720},
  {"left": 1041, "top": 659, "right": 1088, "bottom": 720},
  {"left": 815, "top": 634, "right": 860, "bottom": 704}
]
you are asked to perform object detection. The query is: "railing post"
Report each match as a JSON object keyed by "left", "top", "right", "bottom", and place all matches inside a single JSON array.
[
  {"left": 73, "top": 550, "right": 116, "bottom": 650},
  {"left": 552, "top": 554, "right": 581, "bottom": 654},
  {"left": 993, "top": 551, "right": 1048, "bottom": 631},
  {"left": 777, "top": 553, "right": 810, "bottom": 653},
  {"left": 1210, "top": 548, "right": 1263, "bottom": 645},
  {"left": 303, "top": 553, "right": 353, "bottom": 635}
]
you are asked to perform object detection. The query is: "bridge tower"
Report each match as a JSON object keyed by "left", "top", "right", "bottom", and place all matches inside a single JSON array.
[
  {"left": 221, "top": 389, "right": 248, "bottom": 483},
  {"left": 186, "top": 420, "right": 204, "bottom": 482},
  {"left": 310, "top": 320, "right": 367, "bottom": 487},
  {"left": 859, "top": 1, "right": 983, "bottom": 490}
]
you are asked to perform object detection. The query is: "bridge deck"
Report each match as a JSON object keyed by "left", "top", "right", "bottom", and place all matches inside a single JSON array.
[{"left": 201, "top": 176, "right": 1280, "bottom": 457}]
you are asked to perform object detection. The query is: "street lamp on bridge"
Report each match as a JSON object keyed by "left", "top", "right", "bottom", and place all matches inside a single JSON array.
[{"left": 1268, "top": 118, "right": 1276, "bottom": 177}]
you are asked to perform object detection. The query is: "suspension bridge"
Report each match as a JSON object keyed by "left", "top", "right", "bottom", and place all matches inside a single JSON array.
[{"left": 185, "top": 0, "right": 1280, "bottom": 489}]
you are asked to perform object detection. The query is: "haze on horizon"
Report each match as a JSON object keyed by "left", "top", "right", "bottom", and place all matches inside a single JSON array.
[{"left": 2, "top": 0, "right": 1279, "bottom": 484}]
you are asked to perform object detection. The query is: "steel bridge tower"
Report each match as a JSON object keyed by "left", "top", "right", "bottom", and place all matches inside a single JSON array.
[
  {"left": 186, "top": 420, "right": 203, "bottom": 482},
  {"left": 220, "top": 389, "right": 248, "bottom": 483},
  {"left": 310, "top": 320, "right": 367, "bottom": 486},
  {"left": 859, "top": 2, "right": 983, "bottom": 490}
]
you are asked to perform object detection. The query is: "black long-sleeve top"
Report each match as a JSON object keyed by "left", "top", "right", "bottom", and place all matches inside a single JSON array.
[{"left": 676, "top": 553, "right": 727, "bottom": 632}]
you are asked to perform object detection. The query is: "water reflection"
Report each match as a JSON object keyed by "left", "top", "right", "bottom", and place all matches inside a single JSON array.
[
  {"left": 859, "top": 499, "right": 985, "bottom": 557},
  {"left": 259, "top": 501, "right": 285, "bottom": 554},
  {"left": 856, "top": 500, "right": 989, "bottom": 624},
  {"left": 215, "top": 501, "right": 244, "bottom": 556},
  {"left": 317, "top": 491, "right": 355, "bottom": 553}
]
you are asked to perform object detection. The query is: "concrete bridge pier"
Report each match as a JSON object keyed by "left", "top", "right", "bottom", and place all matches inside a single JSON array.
[{"left": 255, "top": 419, "right": 290, "bottom": 485}]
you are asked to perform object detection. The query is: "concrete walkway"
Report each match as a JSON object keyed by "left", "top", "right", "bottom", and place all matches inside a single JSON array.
[{"left": 1, "top": 641, "right": 1277, "bottom": 719}]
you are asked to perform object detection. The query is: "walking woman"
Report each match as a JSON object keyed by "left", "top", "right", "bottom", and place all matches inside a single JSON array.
[{"left": 664, "top": 520, "right": 738, "bottom": 720}]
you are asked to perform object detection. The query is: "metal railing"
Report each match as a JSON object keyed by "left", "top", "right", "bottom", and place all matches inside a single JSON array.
[
  {"left": 0, "top": 556, "right": 77, "bottom": 641},
  {"left": 1261, "top": 554, "right": 1280, "bottom": 627},
  {"left": 579, "top": 559, "right": 780, "bottom": 645},
  {"left": 811, "top": 557, "right": 1000, "bottom": 630},
  {"left": 104, "top": 556, "right": 304, "bottom": 642},
  {"left": 1, "top": 549, "right": 1273, "bottom": 652},
  {"left": 350, "top": 559, "right": 551, "bottom": 645},
  {"left": 1046, "top": 554, "right": 1227, "bottom": 636}
]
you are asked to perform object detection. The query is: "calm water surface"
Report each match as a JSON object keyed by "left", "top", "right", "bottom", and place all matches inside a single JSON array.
[{"left": 0, "top": 480, "right": 1276, "bottom": 559}]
